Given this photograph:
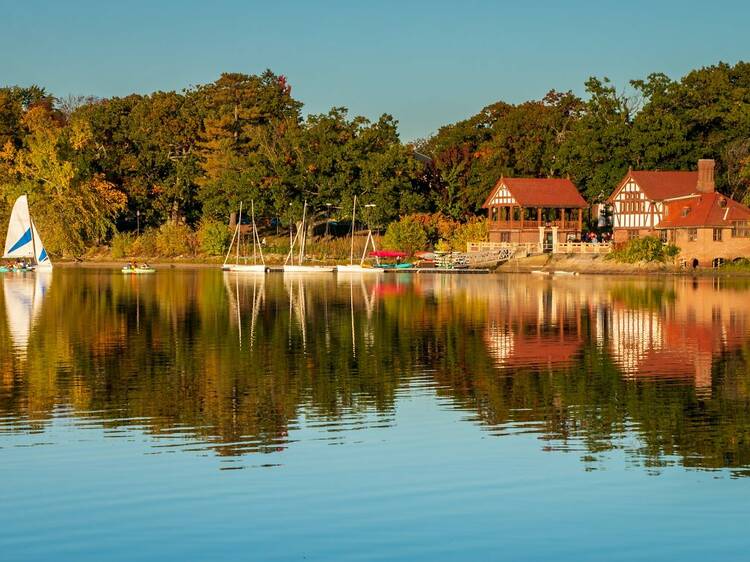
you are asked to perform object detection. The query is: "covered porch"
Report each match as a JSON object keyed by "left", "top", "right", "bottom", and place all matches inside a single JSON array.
[{"left": 487, "top": 205, "right": 584, "bottom": 250}]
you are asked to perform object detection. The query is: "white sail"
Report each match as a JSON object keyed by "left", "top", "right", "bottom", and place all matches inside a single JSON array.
[
  {"left": 2, "top": 273, "right": 49, "bottom": 352},
  {"left": 3, "top": 195, "right": 52, "bottom": 267},
  {"left": 3, "top": 195, "right": 34, "bottom": 259},
  {"left": 31, "top": 219, "right": 52, "bottom": 268}
]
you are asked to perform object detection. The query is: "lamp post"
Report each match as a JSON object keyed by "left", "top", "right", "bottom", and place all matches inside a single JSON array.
[
  {"left": 364, "top": 204, "right": 376, "bottom": 231},
  {"left": 136, "top": 210, "right": 140, "bottom": 235}
]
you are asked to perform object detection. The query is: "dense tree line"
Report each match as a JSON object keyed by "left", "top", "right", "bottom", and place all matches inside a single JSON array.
[
  {"left": 1, "top": 62, "right": 750, "bottom": 255},
  {"left": 417, "top": 61, "right": 750, "bottom": 213}
]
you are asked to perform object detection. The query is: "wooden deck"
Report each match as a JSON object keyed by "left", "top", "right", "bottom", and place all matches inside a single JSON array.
[{"left": 383, "top": 268, "right": 489, "bottom": 274}]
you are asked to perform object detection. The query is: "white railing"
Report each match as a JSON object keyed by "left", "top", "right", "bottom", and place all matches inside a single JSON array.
[
  {"left": 466, "top": 241, "right": 541, "bottom": 254},
  {"left": 555, "top": 242, "right": 612, "bottom": 254}
]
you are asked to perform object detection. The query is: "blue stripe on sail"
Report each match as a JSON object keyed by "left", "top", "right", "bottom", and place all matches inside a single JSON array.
[
  {"left": 8, "top": 228, "right": 32, "bottom": 254},
  {"left": 39, "top": 247, "right": 48, "bottom": 262}
]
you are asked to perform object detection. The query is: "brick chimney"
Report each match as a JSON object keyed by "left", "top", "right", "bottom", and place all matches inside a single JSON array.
[{"left": 696, "top": 159, "right": 715, "bottom": 193}]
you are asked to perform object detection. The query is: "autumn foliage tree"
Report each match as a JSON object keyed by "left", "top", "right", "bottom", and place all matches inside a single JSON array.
[{"left": 0, "top": 102, "right": 126, "bottom": 256}]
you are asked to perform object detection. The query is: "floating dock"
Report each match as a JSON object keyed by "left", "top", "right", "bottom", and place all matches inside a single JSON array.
[{"left": 383, "top": 268, "right": 489, "bottom": 274}]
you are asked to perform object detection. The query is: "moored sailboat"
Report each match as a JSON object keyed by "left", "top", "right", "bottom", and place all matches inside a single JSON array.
[
  {"left": 223, "top": 201, "right": 268, "bottom": 273},
  {"left": 2, "top": 195, "right": 52, "bottom": 271},
  {"left": 336, "top": 195, "right": 383, "bottom": 274},
  {"left": 283, "top": 201, "right": 335, "bottom": 274}
]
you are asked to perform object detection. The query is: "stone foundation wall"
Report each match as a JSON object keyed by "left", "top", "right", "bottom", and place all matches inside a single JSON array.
[{"left": 670, "top": 228, "right": 750, "bottom": 266}]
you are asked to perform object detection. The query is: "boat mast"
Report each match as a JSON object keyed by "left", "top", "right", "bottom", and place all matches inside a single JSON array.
[
  {"left": 27, "top": 194, "right": 38, "bottom": 266},
  {"left": 299, "top": 201, "right": 307, "bottom": 265},
  {"left": 350, "top": 195, "right": 357, "bottom": 266},
  {"left": 236, "top": 201, "right": 243, "bottom": 265},
  {"left": 251, "top": 200, "right": 265, "bottom": 266},
  {"left": 223, "top": 220, "right": 239, "bottom": 267}
]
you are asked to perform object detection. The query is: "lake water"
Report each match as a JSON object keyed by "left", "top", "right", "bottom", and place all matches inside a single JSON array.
[{"left": 2, "top": 269, "right": 750, "bottom": 561}]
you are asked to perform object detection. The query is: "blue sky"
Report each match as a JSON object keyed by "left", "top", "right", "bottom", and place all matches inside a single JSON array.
[{"left": 0, "top": 0, "right": 747, "bottom": 140}]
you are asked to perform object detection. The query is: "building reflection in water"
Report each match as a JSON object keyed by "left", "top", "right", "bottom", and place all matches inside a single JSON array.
[
  {"left": 604, "top": 277, "right": 750, "bottom": 392},
  {"left": 471, "top": 274, "right": 750, "bottom": 392}
]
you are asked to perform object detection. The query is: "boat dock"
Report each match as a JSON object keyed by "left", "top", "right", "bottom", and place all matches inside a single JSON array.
[
  {"left": 385, "top": 268, "right": 489, "bottom": 274},
  {"left": 260, "top": 266, "right": 490, "bottom": 274}
]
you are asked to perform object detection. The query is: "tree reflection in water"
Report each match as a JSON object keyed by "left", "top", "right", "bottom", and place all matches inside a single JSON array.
[{"left": 2, "top": 269, "right": 750, "bottom": 474}]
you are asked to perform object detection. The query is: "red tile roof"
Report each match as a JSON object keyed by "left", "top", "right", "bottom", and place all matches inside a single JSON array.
[
  {"left": 657, "top": 192, "right": 750, "bottom": 228},
  {"left": 608, "top": 171, "right": 698, "bottom": 202},
  {"left": 483, "top": 178, "right": 587, "bottom": 208}
]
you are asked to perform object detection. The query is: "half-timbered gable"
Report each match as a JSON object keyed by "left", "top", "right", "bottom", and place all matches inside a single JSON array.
[
  {"left": 610, "top": 178, "right": 665, "bottom": 230},
  {"left": 484, "top": 182, "right": 516, "bottom": 207},
  {"left": 608, "top": 163, "right": 704, "bottom": 243}
]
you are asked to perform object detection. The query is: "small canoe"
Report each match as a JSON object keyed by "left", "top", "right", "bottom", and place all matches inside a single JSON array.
[
  {"left": 554, "top": 271, "right": 579, "bottom": 277},
  {"left": 531, "top": 270, "right": 551, "bottom": 276},
  {"left": 375, "top": 263, "right": 414, "bottom": 270},
  {"left": 122, "top": 267, "right": 156, "bottom": 274},
  {"left": 336, "top": 264, "right": 384, "bottom": 274}
]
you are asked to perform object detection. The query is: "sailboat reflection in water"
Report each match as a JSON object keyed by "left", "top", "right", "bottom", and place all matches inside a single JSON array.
[{"left": 2, "top": 272, "right": 51, "bottom": 354}]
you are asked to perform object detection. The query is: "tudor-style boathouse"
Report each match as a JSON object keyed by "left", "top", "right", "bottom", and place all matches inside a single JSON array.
[
  {"left": 608, "top": 159, "right": 717, "bottom": 243},
  {"left": 482, "top": 177, "right": 587, "bottom": 251},
  {"left": 608, "top": 158, "right": 750, "bottom": 266}
]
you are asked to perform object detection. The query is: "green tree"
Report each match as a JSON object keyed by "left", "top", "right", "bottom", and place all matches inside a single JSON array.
[
  {"left": 382, "top": 215, "right": 429, "bottom": 255},
  {"left": 556, "top": 77, "right": 635, "bottom": 200},
  {"left": 196, "top": 71, "right": 302, "bottom": 221}
]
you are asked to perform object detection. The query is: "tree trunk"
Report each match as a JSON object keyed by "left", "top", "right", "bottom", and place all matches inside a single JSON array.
[{"left": 229, "top": 212, "right": 237, "bottom": 229}]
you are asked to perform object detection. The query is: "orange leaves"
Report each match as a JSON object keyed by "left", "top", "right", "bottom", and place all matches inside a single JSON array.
[
  {"left": 0, "top": 140, "right": 16, "bottom": 164},
  {"left": 22, "top": 105, "right": 55, "bottom": 133},
  {"left": 90, "top": 174, "right": 127, "bottom": 213}
]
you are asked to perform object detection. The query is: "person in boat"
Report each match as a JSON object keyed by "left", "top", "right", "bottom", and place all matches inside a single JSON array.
[
  {"left": 141, "top": 263, "right": 150, "bottom": 269},
  {"left": 126, "top": 262, "right": 135, "bottom": 270}
]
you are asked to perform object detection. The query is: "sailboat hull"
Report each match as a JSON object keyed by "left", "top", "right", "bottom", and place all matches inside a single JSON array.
[
  {"left": 283, "top": 265, "right": 335, "bottom": 274},
  {"left": 223, "top": 264, "right": 268, "bottom": 273}
]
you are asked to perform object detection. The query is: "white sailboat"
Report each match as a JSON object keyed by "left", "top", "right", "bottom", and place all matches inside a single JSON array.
[
  {"left": 223, "top": 201, "right": 267, "bottom": 273},
  {"left": 3, "top": 195, "right": 52, "bottom": 270},
  {"left": 336, "top": 195, "right": 383, "bottom": 274},
  {"left": 283, "top": 201, "right": 335, "bottom": 274}
]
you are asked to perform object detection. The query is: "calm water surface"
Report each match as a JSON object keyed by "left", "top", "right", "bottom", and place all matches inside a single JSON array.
[{"left": 2, "top": 269, "right": 750, "bottom": 561}]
